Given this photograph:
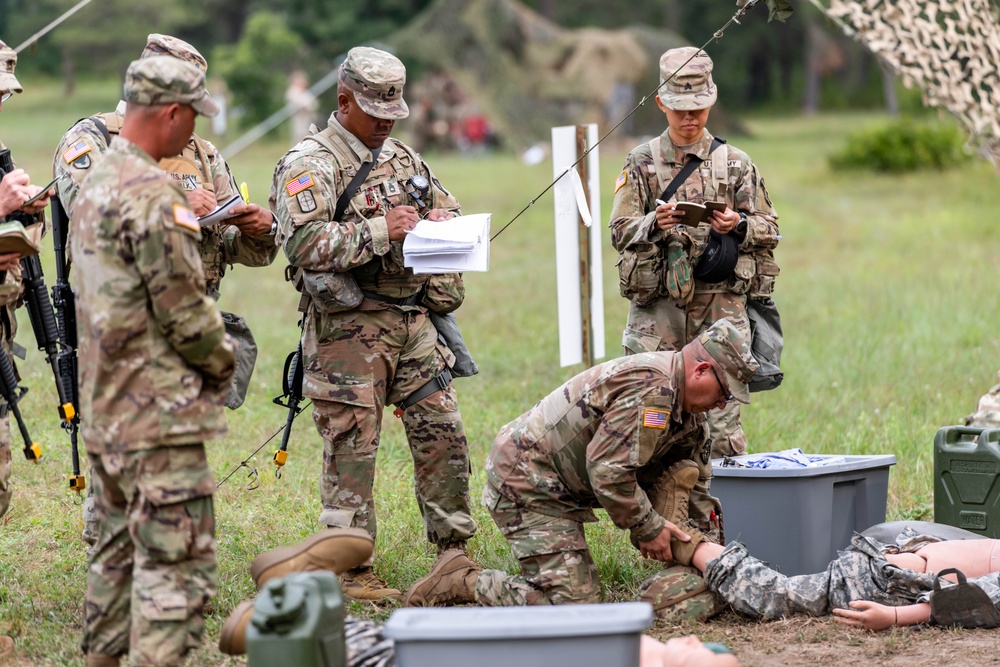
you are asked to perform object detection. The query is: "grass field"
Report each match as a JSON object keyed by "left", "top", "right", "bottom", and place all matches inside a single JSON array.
[{"left": 1, "top": 79, "right": 999, "bottom": 666}]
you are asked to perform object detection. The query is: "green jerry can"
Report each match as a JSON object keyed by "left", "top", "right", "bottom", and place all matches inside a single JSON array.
[
  {"left": 247, "top": 571, "right": 346, "bottom": 667},
  {"left": 934, "top": 426, "right": 1000, "bottom": 537}
]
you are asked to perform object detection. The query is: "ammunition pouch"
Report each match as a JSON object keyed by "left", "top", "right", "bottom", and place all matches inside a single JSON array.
[
  {"left": 288, "top": 265, "right": 363, "bottom": 314},
  {"left": 617, "top": 243, "right": 664, "bottom": 307},
  {"left": 930, "top": 568, "right": 1000, "bottom": 629},
  {"left": 422, "top": 274, "right": 465, "bottom": 314}
]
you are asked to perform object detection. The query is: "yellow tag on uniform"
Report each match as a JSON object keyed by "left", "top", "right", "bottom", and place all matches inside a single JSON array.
[
  {"left": 613, "top": 169, "right": 627, "bottom": 194},
  {"left": 642, "top": 408, "right": 668, "bottom": 429},
  {"left": 62, "top": 138, "right": 92, "bottom": 164},
  {"left": 172, "top": 204, "right": 199, "bottom": 232}
]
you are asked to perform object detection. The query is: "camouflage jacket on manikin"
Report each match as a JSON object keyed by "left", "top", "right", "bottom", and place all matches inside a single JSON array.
[
  {"left": 609, "top": 128, "right": 780, "bottom": 299},
  {"left": 270, "top": 112, "right": 463, "bottom": 305},
  {"left": 485, "top": 351, "right": 709, "bottom": 545},
  {"left": 53, "top": 106, "right": 277, "bottom": 299},
  {"left": 70, "top": 136, "right": 235, "bottom": 454}
]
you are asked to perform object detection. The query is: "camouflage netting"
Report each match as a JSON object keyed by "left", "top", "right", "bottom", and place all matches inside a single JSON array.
[
  {"left": 387, "top": 0, "right": 746, "bottom": 147},
  {"left": 814, "top": 0, "right": 1000, "bottom": 169}
]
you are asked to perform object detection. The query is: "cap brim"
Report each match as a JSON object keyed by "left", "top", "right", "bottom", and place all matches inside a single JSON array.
[
  {"left": 660, "top": 86, "right": 717, "bottom": 111},
  {"left": 353, "top": 93, "right": 409, "bottom": 121},
  {"left": 724, "top": 370, "right": 751, "bottom": 404},
  {"left": 0, "top": 72, "right": 23, "bottom": 94},
  {"left": 191, "top": 92, "right": 220, "bottom": 118}
]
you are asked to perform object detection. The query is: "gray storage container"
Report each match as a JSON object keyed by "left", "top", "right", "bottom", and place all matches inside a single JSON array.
[
  {"left": 384, "top": 602, "right": 652, "bottom": 667},
  {"left": 710, "top": 454, "right": 896, "bottom": 576}
]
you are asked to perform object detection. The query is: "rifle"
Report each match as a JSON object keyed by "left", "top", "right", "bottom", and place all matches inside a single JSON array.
[
  {"left": 49, "top": 196, "right": 84, "bottom": 492},
  {"left": 271, "top": 341, "right": 305, "bottom": 476}
]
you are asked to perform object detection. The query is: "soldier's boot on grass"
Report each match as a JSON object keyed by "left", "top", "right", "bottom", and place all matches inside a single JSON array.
[
  {"left": 0, "top": 636, "right": 13, "bottom": 663},
  {"left": 341, "top": 567, "right": 403, "bottom": 603},
  {"left": 250, "top": 527, "right": 374, "bottom": 588},
  {"left": 404, "top": 549, "right": 482, "bottom": 607},
  {"left": 651, "top": 460, "right": 710, "bottom": 566},
  {"left": 219, "top": 599, "right": 255, "bottom": 656},
  {"left": 85, "top": 654, "right": 120, "bottom": 667}
]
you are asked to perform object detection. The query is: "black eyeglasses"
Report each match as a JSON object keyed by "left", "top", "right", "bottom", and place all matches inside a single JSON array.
[{"left": 705, "top": 362, "right": 734, "bottom": 404}]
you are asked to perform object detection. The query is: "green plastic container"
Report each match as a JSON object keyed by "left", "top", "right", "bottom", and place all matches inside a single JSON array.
[
  {"left": 934, "top": 426, "right": 1000, "bottom": 537},
  {"left": 247, "top": 571, "right": 346, "bottom": 667}
]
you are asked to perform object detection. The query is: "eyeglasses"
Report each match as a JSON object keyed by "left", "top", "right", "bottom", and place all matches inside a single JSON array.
[
  {"left": 1, "top": 92, "right": 12, "bottom": 103},
  {"left": 707, "top": 363, "right": 735, "bottom": 404}
]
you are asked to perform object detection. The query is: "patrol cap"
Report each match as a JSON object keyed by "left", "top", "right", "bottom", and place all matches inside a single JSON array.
[
  {"left": 0, "top": 40, "right": 22, "bottom": 95},
  {"left": 338, "top": 46, "right": 409, "bottom": 120},
  {"left": 658, "top": 47, "right": 717, "bottom": 111},
  {"left": 123, "top": 56, "right": 219, "bottom": 117},
  {"left": 140, "top": 34, "right": 208, "bottom": 74},
  {"left": 699, "top": 319, "right": 758, "bottom": 404}
]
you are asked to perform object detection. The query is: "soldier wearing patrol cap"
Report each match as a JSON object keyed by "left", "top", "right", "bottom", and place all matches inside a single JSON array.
[
  {"left": 404, "top": 319, "right": 758, "bottom": 608},
  {"left": 53, "top": 33, "right": 278, "bottom": 551},
  {"left": 609, "top": 47, "right": 781, "bottom": 465},
  {"left": 270, "top": 46, "right": 476, "bottom": 602},
  {"left": 72, "top": 56, "right": 236, "bottom": 667}
]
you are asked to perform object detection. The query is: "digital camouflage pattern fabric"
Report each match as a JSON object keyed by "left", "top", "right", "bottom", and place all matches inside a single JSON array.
[
  {"left": 269, "top": 100, "right": 475, "bottom": 556},
  {"left": 638, "top": 565, "right": 725, "bottom": 622},
  {"left": 478, "top": 350, "right": 716, "bottom": 605},
  {"left": 609, "top": 115, "right": 779, "bottom": 457}
]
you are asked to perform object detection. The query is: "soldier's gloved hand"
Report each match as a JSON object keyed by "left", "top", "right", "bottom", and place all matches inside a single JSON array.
[
  {"left": 186, "top": 187, "right": 218, "bottom": 217},
  {"left": 638, "top": 521, "right": 691, "bottom": 562},
  {"left": 386, "top": 205, "right": 419, "bottom": 241},
  {"left": 831, "top": 600, "right": 897, "bottom": 631},
  {"left": 226, "top": 203, "right": 274, "bottom": 237},
  {"left": 0, "top": 169, "right": 32, "bottom": 217}
]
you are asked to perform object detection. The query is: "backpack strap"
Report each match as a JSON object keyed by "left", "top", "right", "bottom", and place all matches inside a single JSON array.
[{"left": 656, "top": 135, "right": 727, "bottom": 203}]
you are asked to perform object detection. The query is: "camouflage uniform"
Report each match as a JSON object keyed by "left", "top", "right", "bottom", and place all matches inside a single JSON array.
[
  {"left": 0, "top": 40, "right": 26, "bottom": 519},
  {"left": 72, "top": 57, "right": 234, "bottom": 665},
  {"left": 609, "top": 47, "right": 780, "bottom": 458},
  {"left": 705, "top": 528, "right": 1000, "bottom": 621},
  {"left": 966, "top": 370, "right": 1000, "bottom": 428},
  {"left": 477, "top": 351, "right": 713, "bottom": 606},
  {"left": 269, "top": 47, "right": 475, "bottom": 560}
]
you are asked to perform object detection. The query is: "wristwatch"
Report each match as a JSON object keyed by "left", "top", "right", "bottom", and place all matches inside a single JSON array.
[
  {"left": 734, "top": 212, "right": 748, "bottom": 239},
  {"left": 268, "top": 212, "right": 278, "bottom": 237}
]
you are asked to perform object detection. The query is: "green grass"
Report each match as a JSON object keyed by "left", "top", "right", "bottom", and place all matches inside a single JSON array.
[{"left": 2, "top": 80, "right": 999, "bottom": 664}]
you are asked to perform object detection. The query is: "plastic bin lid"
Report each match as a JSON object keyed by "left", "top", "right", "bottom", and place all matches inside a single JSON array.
[
  {"left": 711, "top": 454, "right": 896, "bottom": 478},
  {"left": 384, "top": 602, "right": 653, "bottom": 641}
]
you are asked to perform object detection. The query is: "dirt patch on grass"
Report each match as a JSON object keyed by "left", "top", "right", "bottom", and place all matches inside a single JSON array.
[{"left": 649, "top": 611, "right": 1000, "bottom": 667}]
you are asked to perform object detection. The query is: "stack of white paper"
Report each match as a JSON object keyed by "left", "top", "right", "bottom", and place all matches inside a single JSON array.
[{"left": 403, "top": 213, "right": 490, "bottom": 274}]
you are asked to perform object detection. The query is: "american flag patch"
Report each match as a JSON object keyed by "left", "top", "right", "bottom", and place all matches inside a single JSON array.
[
  {"left": 62, "top": 138, "right": 92, "bottom": 164},
  {"left": 285, "top": 173, "right": 315, "bottom": 196},
  {"left": 613, "top": 169, "right": 627, "bottom": 194},
  {"left": 642, "top": 408, "right": 668, "bottom": 429},
  {"left": 172, "top": 204, "right": 199, "bottom": 232}
]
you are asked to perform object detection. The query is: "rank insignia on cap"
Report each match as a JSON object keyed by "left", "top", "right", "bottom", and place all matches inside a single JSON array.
[
  {"left": 642, "top": 408, "right": 668, "bottom": 429},
  {"left": 62, "top": 138, "right": 92, "bottom": 164},
  {"left": 172, "top": 204, "right": 199, "bottom": 232},
  {"left": 614, "top": 169, "right": 627, "bottom": 194},
  {"left": 285, "top": 172, "right": 315, "bottom": 196}
]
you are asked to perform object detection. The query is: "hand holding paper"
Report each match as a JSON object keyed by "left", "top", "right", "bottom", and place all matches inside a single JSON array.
[{"left": 403, "top": 213, "right": 490, "bottom": 274}]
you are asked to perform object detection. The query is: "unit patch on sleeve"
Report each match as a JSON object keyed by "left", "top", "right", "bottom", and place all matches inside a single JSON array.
[
  {"left": 642, "top": 408, "right": 669, "bottom": 429},
  {"left": 296, "top": 189, "right": 317, "bottom": 213},
  {"left": 614, "top": 169, "right": 627, "bottom": 194},
  {"left": 285, "top": 172, "right": 315, "bottom": 196},
  {"left": 62, "top": 138, "right": 92, "bottom": 166},
  {"left": 172, "top": 204, "right": 200, "bottom": 233}
]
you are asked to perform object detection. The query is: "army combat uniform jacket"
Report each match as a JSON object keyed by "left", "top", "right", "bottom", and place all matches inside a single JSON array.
[
  {"left": 71, "top": 136, "right": 235, "bottom": 453},
  {"left": 485, "top": 351, "right": 711, "bottom": 546},
  {"left": 54, "top": 106, "right": 277, "bottom": 299}
]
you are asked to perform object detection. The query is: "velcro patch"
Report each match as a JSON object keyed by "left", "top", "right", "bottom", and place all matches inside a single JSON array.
[
  {"left": 642, "top": 408, "right": 669, "bottom": 429},
  {"left": 296, "top": 190, "right": 317, "bottom": 213},
  {"left": 286, "top": 172, "right": 315, "bottom": 196},
  {"left": 62, "top": 138, "right": 92, "bottom": 164},
  {"left": 614, "top": 169, "right": 627, "bottom": 194},
  {"left": 172, "top": 204, "right": 199, "bottom": 232}
]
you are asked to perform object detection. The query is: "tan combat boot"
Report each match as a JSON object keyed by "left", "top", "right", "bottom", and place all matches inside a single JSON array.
[
  {"left": 219, "top": 599, "right": 254, "bottom": 656},
  {"left": 251, "top": 527, "right": 374, "bottom": 589},
  {"left": 403, "top": 549, "right": 481, "bottom": 607},
  {"left": 649, "top": 460, "right": 709, "bottom": 566},
  {"left": 341, "top": 567, "right": 403, "bottom": 603}
]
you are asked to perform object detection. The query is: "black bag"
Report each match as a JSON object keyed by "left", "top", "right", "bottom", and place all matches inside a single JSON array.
[
  {"left": 746, "top": 297, "right": 783, "bottom": 392},
  {"left": 429, "top": 311, "right": 479, "bottom": 378},
  {"left": 221, "top": 311, "right": 258, "bottom": 410}
]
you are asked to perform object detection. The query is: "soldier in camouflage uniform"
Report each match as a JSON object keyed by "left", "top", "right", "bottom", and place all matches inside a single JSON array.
[
  {"left": 405, "top": 320, "right": 758, "bottom": 608},
  {"left": 609, "top": 47, "right": 781, "bottom": 459},
  {"left": 966, "top": 370, "right": 1000, "bottom": 428},
  {"left": 690, "top": 526, "right": 1000, "bottom": 631},
  {"left": 72, "top": 57, "right": 235, "bottom": 667},
  {"left": 53, "top": 34, "right": 277, "bottom": 550},
  {"left": 269, "top": 46, "right": 476, "bottom": 602}
]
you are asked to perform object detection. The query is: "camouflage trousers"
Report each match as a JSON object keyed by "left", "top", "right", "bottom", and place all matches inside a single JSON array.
[
  {"left": 0, "top": 412, "right": 11, "bottom": 519},
  {"left": 623, "top": 291, "right": 750, "bottom": 459},
  {"left": 703, "top": 537, "right": 938, "bottom": 620},
  {"left": 303, "top": 304, "right": 475, "bottom": 564},
  {"left": 83, "top": 445, "right": 217, "bottom": 666},
  {"left": 475, "top": 484, "right": 601, "bottom": 606}
]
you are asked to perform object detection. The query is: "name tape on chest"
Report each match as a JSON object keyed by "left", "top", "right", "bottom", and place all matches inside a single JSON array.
[{"left": 642, "top": 408, "right": 669, "bottom": 429}]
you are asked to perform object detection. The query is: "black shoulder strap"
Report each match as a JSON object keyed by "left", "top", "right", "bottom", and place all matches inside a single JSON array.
[
  {"left": 333, "top": 160, "right": 374, "bottom": 222},
  {"left": 658, "top": 136, "right": 726, "bottom": 203},
  {"left": 87, "top": 116, "right": 112, "bottom": 145}
]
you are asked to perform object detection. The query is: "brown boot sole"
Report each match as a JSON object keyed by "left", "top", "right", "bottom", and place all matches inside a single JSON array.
[
  {"left": 251, "top": 527, "right": 374, "bottom": 589},
  {"left": 218, "top": 599, "right": 255, "bottom": 656}
]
